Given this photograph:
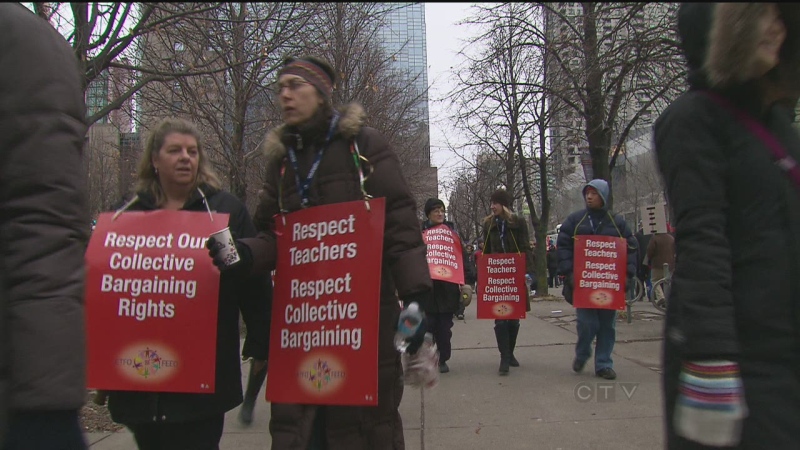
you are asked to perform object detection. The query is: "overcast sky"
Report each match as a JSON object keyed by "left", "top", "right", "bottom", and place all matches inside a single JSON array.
[{"left": 424, "top": 2, "right": 479, "bottom": 198}]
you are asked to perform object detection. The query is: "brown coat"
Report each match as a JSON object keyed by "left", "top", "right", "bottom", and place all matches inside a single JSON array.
[
  {"left": 240, "top": 103, "right": 431, "bottom": 449},
  {"left": 645, "top": 233, "right": 675, "bottom": 270},
  {"left": 0, "top": 4, "right": 89, "bottom": 440}
]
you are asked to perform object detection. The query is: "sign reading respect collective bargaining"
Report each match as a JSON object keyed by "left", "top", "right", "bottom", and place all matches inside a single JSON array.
[
  {"left": 477, "top": 254, "right": 527, "bottom": 320},
  {"left": 85, "top": 210, "right": 227, "bottom": 393},
  {"left": 266, "top": 198, "right": 385, "bottom": 406},
  {"left": 422, "top": 224, "right": 465, "bottom": 285},
  {"left": 572, "top": 235, "right": 627, "bottom": 310}
]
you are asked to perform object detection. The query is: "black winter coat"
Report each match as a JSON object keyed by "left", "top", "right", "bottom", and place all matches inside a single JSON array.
[
  {"left": 1, "top": 4, "right": 89, "bottom": 439},
  {"left": 556, "top": 208, "right": 637, "bottom": 278},
  {"left": 556, "top": 208, "right": 637, "bottom": 305},
  {"left": 464, "top": 252, "right": 478, "bottom": 286},
  {"left": 242, "top": 104, "right": 432, "bottom": 449},
  {"left": 107, "top": 185, "right": 271, "bottom": 425},
  {"left": 546, "top": 250, "right": 558, "bottom": 273},
  {"left": 480, "top": 214, "right": 534, "bottom": 273},
  {"left": 657, "top": 4, "right": 800, "bottom": 448},
  {"left": 421, "top": 220, "right": 462, "bottom": 314}
]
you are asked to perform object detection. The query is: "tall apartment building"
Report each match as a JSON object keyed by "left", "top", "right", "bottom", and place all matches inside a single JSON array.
[
  {"left": 375, "top": 3, "right": 430, "bottom": 133},
  {"left": 84, "top": 63, "right": 139, "bottom": 211},
  {"left": 85, "top": 63, "right": 136, "bottom": 133},
  {"left": 544, "top": 3, "right": 676, "bottom": 188},
  {"left": 376, "top": 2, "right": 438, "bottom": 214}
]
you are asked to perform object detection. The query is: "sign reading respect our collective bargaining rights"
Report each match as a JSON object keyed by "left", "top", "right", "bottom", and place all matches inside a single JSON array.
[
  {"left": 85, "top": 210, "right": 227, "bottom": 393},
  {"left": 572, "top": 235, "right": 627, "bottom": 310},
  {"left": 266, "top": 198, "right": 385, "bottom": 406}
]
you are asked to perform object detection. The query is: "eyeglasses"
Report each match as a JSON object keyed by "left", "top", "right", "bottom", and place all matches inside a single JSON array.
[{"left": 272, "top": 78, "right": 310, "bottom": 94}]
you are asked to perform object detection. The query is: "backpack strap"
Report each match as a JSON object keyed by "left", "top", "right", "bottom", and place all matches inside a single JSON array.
[{"left": 703, "top": 91, "right": 800, "bottom": 193}]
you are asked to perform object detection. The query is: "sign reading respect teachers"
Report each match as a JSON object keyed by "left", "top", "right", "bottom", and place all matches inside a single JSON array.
[
  {"left": 477, "top": 254, "right": 527, "bottom": 319},
  {"left": 266, "top": 198, "right": 385, "bottom": 406},
  {"left": 85, "top": 210, "right": 227, "bottom": 393},
  {"left": 572, "top": 235, "right": 627, "bottom": 310},
  {"left": 422, "top": 224, "right": 465, "bottom": 285}
]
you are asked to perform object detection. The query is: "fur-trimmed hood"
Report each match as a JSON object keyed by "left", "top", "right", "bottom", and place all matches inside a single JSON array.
[
  {"left": 679, "top": 3, "right": 800, "bottom": 89},
  {"left": 261, "top": 103, "right": 365, "bottom": 163}
]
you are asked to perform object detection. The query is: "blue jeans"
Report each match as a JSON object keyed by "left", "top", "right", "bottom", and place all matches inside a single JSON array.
[{"left": 575, "top": 308, "right": 617, "bottom": 371}]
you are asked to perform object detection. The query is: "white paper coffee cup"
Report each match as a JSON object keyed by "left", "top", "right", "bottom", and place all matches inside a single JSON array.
[{"left": 210, "top": 227, "right": 240, "bottom": 267}]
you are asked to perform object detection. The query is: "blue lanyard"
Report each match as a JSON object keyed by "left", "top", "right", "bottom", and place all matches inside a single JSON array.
[
  {"left": 495, "top": 217, "right": 507, "bottom": 252},
  {"left": 286, "top": 113, "right": 340, "bottom": 207},
  {"left": 588, "top": 215, "right": 600, "bottom": 234}
]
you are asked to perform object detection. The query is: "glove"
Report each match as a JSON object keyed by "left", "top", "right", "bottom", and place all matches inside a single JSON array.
[
  {"left": 674, "top": 360, "right": 747, "bottom": 447},
  {"left": 207, "top": 235, "right": 253, "bottom": 273},
  {"left": 562, "top": 273, "right": 574, "bottom": 305}
]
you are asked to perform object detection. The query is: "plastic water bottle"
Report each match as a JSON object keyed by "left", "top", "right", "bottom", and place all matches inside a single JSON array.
[
  {"left": 394, "top": 302, "right": 423, "bottom": 353},
  {"left": 394, "top": 302, "right": 439, "bottom": 388}
]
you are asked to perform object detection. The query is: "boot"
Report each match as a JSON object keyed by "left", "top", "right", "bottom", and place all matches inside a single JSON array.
[
  {"left": 508, "top": 321, "right": 520, "bottom": 367},
  {"left": 494, "top": 321, "right": 511, "bottom": 375},
  {"left": 239, "top": 360, "right": 268, "bottom": 425}
]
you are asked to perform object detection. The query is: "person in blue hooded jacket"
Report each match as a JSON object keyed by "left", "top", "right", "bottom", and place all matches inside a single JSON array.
[{"left": 556, "top": 179, "right": 637, "bottom": 380}]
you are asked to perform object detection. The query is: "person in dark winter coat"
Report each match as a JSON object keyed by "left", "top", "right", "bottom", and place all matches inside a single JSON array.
[
  {"left": 481, "top": 189, "right": 534, "bottom": 375},
  {"left": 656, "top": 3, "right": 800, "bottom": 448},
  {"left": 458, "top": 243, "right": 478, "bottom": 320},
  {"left": 106, "top": 118, "right": 271, "bottom": 450},
  {"left": 646, "top": 232, "right": 675, "bottom": 307},
  {"left": 421, "top": 198, "right": 462, "bottom": 373},
  {"left": 557, "top": 179, "right": 637, "bottom": 381},
  {"left": 546, "top": 244, "right": 559, "bottom": 288},
  {"left": 217, "top": 56, "right": 433, "bottom": 449},
  {"left": 1, "top": 4, "right": 90, "bottom": 448},
  {"left": 634, "top": 227, "right": 652, "bottom": 286}
]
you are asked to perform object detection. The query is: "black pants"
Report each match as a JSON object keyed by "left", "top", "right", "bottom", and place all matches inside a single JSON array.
[
  {"left": 4, "top": 410, "right": 86, "bottom": 450},
  {"left": 126, "top": 414, "right": 225, "bottom": 450},
  {"left": 548, "top": 270, "right": 559, "bottom": 288},
  {"left": 426, "top": 312, "right": 454, "bottom": 363}
]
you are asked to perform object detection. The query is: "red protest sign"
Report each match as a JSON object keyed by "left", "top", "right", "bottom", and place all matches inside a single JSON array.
[
  {"left": 85, "top": 210, "right": 227, "bottom": 393},
  {"left": 423, "top": 224, "right": 465, "bottom": 285},
  {"left": 266, "top": 198, "right": 385, "bottom": 406},
  {"left": 572, "top": 235, "right": 627, "bottom": 310},
  {"left": 477, "top": 254, "right": 527, "bottom": 319}
]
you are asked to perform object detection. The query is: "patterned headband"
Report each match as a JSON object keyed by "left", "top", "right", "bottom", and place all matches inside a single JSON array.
[{"left": 278, "top": 59, "right": 334, "bottom": 99}]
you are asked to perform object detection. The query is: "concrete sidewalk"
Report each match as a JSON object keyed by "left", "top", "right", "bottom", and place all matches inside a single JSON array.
[{"left": 86, "top": 295, "right": 666, "bottom": 449}]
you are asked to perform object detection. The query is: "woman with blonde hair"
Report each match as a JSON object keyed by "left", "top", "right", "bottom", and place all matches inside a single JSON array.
[
  {"left": 480, "top": 189, "right": 534, "bottom": 375},
  {"left": 104, "top": 117, "right": 270, "bottom": 450},
  {"left": 657, "top": 3, "right": 800, "bottom": 447}
]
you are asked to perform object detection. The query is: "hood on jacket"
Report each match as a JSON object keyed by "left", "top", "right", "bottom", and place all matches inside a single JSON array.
[
  {"left": 679, "top": 3, "right": 800, "bottom": 90},
  {"left": 262, "top": 103, "right": 365, "bottom": 164},
  {"left": 583, "top": 179, "right": 610, "bottom": 210}
]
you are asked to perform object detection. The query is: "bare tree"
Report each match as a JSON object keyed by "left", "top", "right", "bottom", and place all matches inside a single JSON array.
[
  {"left": 446, "top": 167, "right": 484, "bottom": 244},
  {"left": 536, "top": 2, "right": 684, "bottom": 201},
  {"left": 448, "top": 3, "right": 560, "bottom": 294},
  {"left": 134, "top": 3, "right": 316, "bottom": 206},
  {"left": 300, "top": 3, "right": 435, "bottom": 202},
  {"left": 26, "top": 2, "right": 238, "bottom": 125},
  {"left": 84, "top": 124, "right": 122, "bottom": 214}
]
